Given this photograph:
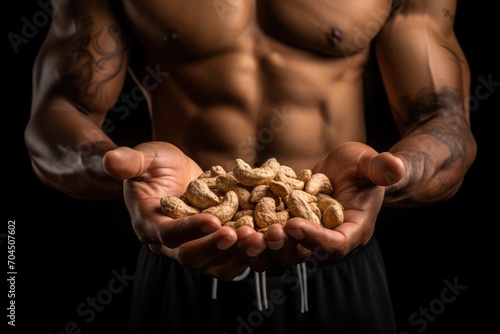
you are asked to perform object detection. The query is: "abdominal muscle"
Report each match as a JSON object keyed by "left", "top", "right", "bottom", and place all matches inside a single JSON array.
[{"left": 138, "top": 40, "right": 369, "bottom": 172}]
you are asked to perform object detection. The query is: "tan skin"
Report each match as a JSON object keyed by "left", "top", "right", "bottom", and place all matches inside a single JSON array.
[{"left": 25, "top": 0, "right": 476, "bottom": 280}]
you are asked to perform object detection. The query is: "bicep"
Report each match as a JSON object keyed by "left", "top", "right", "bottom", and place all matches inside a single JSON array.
[
  {"left": 375, "top": 0, "right": 470, "bottom": 134},
  {"left": 32, "top": 0, "right": 129, "bottom": 122}
]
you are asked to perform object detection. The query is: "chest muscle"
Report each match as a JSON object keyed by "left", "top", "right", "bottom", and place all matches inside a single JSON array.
[{"left": 123, "top": 0, "right": 393, "bottom": 58}]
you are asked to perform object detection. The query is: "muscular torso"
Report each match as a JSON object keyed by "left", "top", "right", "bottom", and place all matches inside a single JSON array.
[{"left": 121, "top": 0, "right": 394, "bottom": 171}]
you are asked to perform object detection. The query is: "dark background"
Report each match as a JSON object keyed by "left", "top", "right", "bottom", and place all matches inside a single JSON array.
[{"left": 4, "top": 1, "right": 494, "bottom": 333}]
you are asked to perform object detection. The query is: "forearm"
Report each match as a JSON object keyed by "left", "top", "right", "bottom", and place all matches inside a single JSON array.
[
  {"left": 25, "top": 100, "right": 123, "bottom": 200},
  {"left": 27, "top": 140, "right": 122, "bottom": 200},
  {"left": 374, "top": 1, "right": 477, "bottom": 207},
  {"left": 25, "top": 2, "right": 131, "bottom": 199},
  {"left": 383, "top": 116, "right": 476, "bottom": 207}
]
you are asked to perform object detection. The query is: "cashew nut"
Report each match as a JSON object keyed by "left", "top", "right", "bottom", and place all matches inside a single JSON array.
[
  {"left": 216, "top": 173, "right": 254, "bottom": 210},
  {"left": 278, "top": 165, "right": 297, "bottom": 178},
  {"left": 202, "top": 190, "right": 239, "bottom": 223},
  {"left": 274, "top": 169, "right": 305, "bottom": 192},
  {"left": 254, "top": 196, "right": 290, "bottom": 228},
  {"left": 296, "top": 168, "right": 312, "bottom": 183},
  {"left": 233, "top": 158, "right": 280, "bottom": 187},
  {"left": 185, "top": 178, "right": 221, "bottom": 209},
  {"left": 198, "top": 165, "right": 227, "bottom": 178},
  {"left": 250, "top": 184, "right": 284, "bottom": 211},
  {"left": 305, "top": 172, "right": 333, "bottom": 195},
  {"left": 268, "top": 180, "right": 291, "bottom": 198},
  {"left": 159, "top": 158, "right": 343, "bottom": 231},
  {"left": 286, "top": 190, "right": 321, "bottom": 225},
  {"left": 317, "top": 193, "right": 344, "bottom": 229},
  {"left": 233, "top": 209, "right": 254, "bottom": 220},
  {"left": 160, "top": 195, "right": 200, "bottom": 218},
  {"left": 225, "top": 215, "right": 255, "bottom": 230}
]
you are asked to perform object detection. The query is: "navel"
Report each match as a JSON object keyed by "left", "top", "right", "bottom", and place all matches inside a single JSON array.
[
  {"left": 163, "top": 28, "right": 182, "bottom": 44},
  {"left": 327, "top": 27, "right": 343, "bottom": 45}
]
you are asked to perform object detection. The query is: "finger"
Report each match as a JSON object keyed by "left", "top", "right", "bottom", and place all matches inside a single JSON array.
[
  {"left": 177, "top": 225, "right": 268, "bottom": 281},
  {"left": 263, "top": 224, "right": 287, "bottom": 250},
  {"left": 249, "top": 250, "right": 273, "bottom": 273},
  {"left": 231, "top": 228, "right": 269, "bottom": 275},
  {"left": 284, "top": 217, "right": 356, "bottom": 260},
  {"left": 236, "top": 227, "right": 267, "bottom": 258},
  {"left": 359, "top": 151, "right": 405, "bottom": 186},
  {"left": 265, "top": 224, "right": 303, "bottom": 267},
  {"left": 102, "top": 146, "right": 151, "bottom": 180},
  {"left": 159, "top": 213, "right": 222, "bottom": 248},
  {"left": 151, "top": 240, "right": 252, "bottom": 281},
  {"left": 175, "top": 225, "right": 239, "bottom": 268}
]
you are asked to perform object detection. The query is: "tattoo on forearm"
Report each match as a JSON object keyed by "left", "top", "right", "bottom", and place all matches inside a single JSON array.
[
  {"left": 399, "top": 87, "right": 465, "bottom": 127},
  {"left": 390, "top": 150, "right": 429, "bottom": 196},
  {"left": 392, "top": 87, "right": 474, "bottom": 198},
  {"left": 58, "top": 17, "right": 126, "bottom": 100}
]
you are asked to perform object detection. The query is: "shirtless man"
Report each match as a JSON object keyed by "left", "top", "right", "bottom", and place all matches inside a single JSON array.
[{"left": 25, "top": 0, "right": 476, "bottom": 333}]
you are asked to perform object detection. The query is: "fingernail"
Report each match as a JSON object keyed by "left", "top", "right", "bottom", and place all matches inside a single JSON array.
[
  {"left": 287, "top": 229, "right": 304, "bottom": 240},
  {"left": 267, "top": 240, "right": 284, "bottom": 250},
  {"left": 246, "top": 246, "right": 263, "bottom": 257}
]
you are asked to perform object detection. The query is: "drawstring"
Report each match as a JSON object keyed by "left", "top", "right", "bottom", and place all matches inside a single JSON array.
[
  {"left": 210, "top": 263, "right": 308, "bottom": 313},
  {"left": 253, "top": 271, "right": 267, "bottom": 311},
  {"left": 296, "top": 263, "right": 309, "bottom": 313},
  {"left": 211, "top": 267, "right": 251, "bottom": 300}
]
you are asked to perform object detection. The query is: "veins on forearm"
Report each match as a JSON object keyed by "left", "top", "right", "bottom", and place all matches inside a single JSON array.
[
  {"left": 399, "top": 87, "right": 471, "bottom": 168},
  {"left": 58, "top": 16, "right": 126, "bottom": 103},
  {"left": 388, "top": 87, "right": 474, "bottom": 199}
]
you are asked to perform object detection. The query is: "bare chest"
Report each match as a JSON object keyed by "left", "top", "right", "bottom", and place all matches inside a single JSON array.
[{"left": 122, "top": 0, "right": 394, "bottom": 59}]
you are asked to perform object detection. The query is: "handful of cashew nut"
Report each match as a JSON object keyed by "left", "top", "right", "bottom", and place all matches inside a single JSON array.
[{"left": 160, "top": 158, "right": 344, "bottom": 232}]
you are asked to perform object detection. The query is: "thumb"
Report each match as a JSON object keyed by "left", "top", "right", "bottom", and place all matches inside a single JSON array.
[
  {"left": 102, "top": 146, "right": 150, "bottom": 180},
  {"left": 359, "top": 151, "right": 405, "bottom": 186}
]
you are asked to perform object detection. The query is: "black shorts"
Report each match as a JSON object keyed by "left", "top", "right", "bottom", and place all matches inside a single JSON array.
[{"left": 127, "top": 236, "right": 397, "bottom": 334}]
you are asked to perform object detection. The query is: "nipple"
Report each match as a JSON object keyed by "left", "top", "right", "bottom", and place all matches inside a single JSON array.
[
  {"left": 163, "top": 28, "right": 182, "bottom": 44},
  {"left": 327, "top": 27, "right": 343, "bottom": 45}
]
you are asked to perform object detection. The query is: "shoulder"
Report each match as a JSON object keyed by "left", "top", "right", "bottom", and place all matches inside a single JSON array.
[
  {"left": 51, "top": 0, "right": 121, "bottom": 27},
  {"left": 380, "top": 0, "right": 458, "bottom": 37},
  {"left": 45, "top": 0, "right": 129, "bottom": 51},
  {"left": 387, "top": 0, "right": 458, "bottom": 23}
]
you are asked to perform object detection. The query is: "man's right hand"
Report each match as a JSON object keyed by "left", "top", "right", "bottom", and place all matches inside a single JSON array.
[{"left": 102, "top": 141, "right": 268, "bottom": 281}]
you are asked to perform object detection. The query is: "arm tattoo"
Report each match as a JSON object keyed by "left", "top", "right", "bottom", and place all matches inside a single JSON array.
[
  {"left": 400, "top": 87, "right": 465, "bottom": 128},
  {"left": 58, "top": 16, "right": 127, "bottom": 102},
  {"left": 391, "top": 87, "right": 474, "bottom": 198}
]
